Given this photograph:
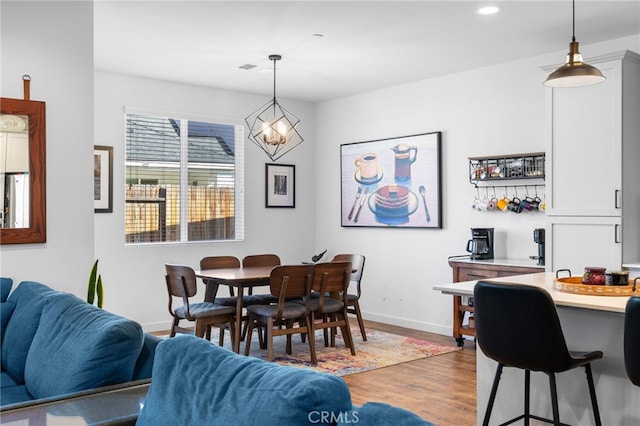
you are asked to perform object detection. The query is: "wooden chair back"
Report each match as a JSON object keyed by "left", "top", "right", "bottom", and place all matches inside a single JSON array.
[
  {"left": 200, "top": 255, "right": 241, "bottom": 270},
  {"left": 313, "top": 261, "right": 352, "bottom": 299},
  {"left": 165, "top": 264, "right": 198, "bottom": 298},
  {"left": 332, "top": 254, "right": 365, "bottom": 292},
  {"left": 165, "top": 264, "right": 198, "bottom": 320},
  {"left": 269, "top": 264, "right": 314, "bottom": 300},
  {"left": 242, "top": 254, "right": 281, "bottom": 268}
]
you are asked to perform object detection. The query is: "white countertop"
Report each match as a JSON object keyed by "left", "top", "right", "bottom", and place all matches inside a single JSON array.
[
  {"left": 433, "top": 272, "right": 630, "bottom": 313},
  {"left": 447, "top": 257, "right": 545, "bottom": 269}
]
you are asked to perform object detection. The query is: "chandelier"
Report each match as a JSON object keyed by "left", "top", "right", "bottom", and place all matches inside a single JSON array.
[{"left": 245, "top": 54, "right": 303, "bottom": 161}]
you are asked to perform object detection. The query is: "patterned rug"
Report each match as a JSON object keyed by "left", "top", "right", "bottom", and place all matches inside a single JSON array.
[{"left": 171, "top": 326, "right": 460, "bottom": 377}]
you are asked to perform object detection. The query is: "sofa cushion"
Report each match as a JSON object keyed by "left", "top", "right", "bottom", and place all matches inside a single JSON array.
[
  {"left": 0, "top": 384, "right": 33, "bottom": 407},
  {"left": 24, "top": 292, "right": 144, "bottom": 399},
  {"left": 1, "top": 371, "right": 19, "bottom": 389},
  {"left": 340, "top": 402, "right": 434, "bottom": 426},
  {"left": 132, "top": 333, "right": 163, "bottom": 381},
  {"left": 1, "top": 281, "right": 57, "bottom": 383},
  {"left": 1, "top": 301, "right": 16, "bottom": 344},
  {"left": 137, "top": 335, "right": 353, "bottom": 426},
  {"left": 1, "top": 277, "right": 12, "bottom": 302}
]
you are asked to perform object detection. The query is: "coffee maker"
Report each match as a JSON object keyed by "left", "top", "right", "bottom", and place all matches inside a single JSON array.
[
  {"left": 531, "top": 228, "right": 545, "bottom": 266},
  {"left": 466, "top": 228, "right": 494, "bottom": 260}
]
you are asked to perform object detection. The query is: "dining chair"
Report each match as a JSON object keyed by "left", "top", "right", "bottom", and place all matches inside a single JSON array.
[
  {"left": 331, "top": 254, "right": 367, "bottom": 341},
  {"left": 164, "top": 264, "right": 236, "bottom": 346},
  {"left": 244, "top": 264, "right": 317, "bottom": 364},
  {"left": 624, "top": 296, "right": 640, "bottom": 387},
  {"left": 199, "top": 255, "right": 241, "bottom": 300},
  {"left": 474, "top": 281, "right": 602, "bottom": 426},
  {"left": 304, "top": 261, "right": 356, "bottom": 356},
  {"left": 200, "top": 255, "right": 270, "bottom": 347},
  {"left": 241, "top": 254, "right": 281, "bottom": 297}
]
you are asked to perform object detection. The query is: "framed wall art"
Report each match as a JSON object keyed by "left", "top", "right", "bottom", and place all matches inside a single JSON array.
[
  {"left": 94, "top": 145, "right": 113, "bottom": 213},
  {"left": 266, "top": 163, "right": 295, "bottom": 208},
  {"left": 340, "top": 131, "right": 442, "bottom": 228}
]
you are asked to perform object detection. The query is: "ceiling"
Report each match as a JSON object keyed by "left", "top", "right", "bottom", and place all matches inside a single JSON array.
[{"left": 94, "top": 1, "right": 640, "bottom": 103}]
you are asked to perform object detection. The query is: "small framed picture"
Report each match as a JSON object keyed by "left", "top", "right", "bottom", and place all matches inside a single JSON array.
[
  {"left": 94, "top": 145, "right": 113, "bottom": 213},
  {"left": 265, "top": 163, "right": 295, "bottom": 208}
]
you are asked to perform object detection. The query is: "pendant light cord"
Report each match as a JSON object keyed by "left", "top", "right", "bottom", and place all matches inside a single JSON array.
[
  {"left": 572, "top": 0, "right": 576, "bottom": 42},
  {"left": 272, "top": 57, "right": 277, "bottom": 102}
]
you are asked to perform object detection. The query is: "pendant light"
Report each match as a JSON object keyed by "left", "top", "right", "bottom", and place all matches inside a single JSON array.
[
  {"left": 544, "top": 0, "right": 605, "bottom": 88},
  {"left": 245, "top": 54, "right": 303, "bottom": 161}
]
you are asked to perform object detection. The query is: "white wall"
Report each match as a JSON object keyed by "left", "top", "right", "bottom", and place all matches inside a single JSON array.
[
  {"left": 0, "top": 1, "right": 95, "bottom": 294},
  {"left": 94, "top": 72, "right": 317, "bottom": 330},
  {"left": 314, "top": 35, "right": 640, "bottom": 335}
]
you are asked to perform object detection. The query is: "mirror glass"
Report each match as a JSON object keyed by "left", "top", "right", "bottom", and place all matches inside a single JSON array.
[
  {"left": 0, "top": 97, "right": 46, "bottom": 244},
  {"left": 1, "top": 113, "right": 30, "bottom": 228}
]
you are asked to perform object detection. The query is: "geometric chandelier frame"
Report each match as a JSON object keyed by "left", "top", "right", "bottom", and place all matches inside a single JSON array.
[{"left": 245, "top": 54, "right": 303, "bottom": 161}]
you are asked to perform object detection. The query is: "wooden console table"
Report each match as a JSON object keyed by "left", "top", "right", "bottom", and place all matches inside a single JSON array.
[{"left": 448, "top": 258, "right": 544, "bottom": 347}]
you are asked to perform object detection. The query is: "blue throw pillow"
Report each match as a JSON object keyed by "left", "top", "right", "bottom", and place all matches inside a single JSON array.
[
  {"left": 0, "top": 277, "right": 13, "bottom": 302},
  {"left": 137, "top": 335, "right": 353, "bottom": 426},
  {"left": 23, "top": 293, "right": 144, "bottom": 399},
  {"left": 1, "top": 301, "right": 16, "bottom": 344}
]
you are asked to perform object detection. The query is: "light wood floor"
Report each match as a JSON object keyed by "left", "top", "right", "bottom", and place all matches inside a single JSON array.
[{"left": 346, "top": 320, "right": 477, "bottom": 425}]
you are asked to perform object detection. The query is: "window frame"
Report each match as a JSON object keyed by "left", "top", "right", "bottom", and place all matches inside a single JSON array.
[{"left": 124, "top": 106, "right": 245, "bottom": 245}]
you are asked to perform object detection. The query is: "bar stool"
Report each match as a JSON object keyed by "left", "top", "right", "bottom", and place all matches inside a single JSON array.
[
  {"left": 624, "top": 295, "right": 640, "bottom": 387},
  {"left": 473, "top": 281, "right": 603, "bottom": 426}
]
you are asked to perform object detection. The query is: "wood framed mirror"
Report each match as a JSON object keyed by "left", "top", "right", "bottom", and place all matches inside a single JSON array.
[{"left": 1, "top": 97, "right": 46, "bottom": 244}]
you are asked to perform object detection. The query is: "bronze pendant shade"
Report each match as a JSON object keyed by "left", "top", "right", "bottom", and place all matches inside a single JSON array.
[
  {"left": 544, "top": 0, "right": 606, "bottom": 88},
  {"left": 245, "top": 54, "right": 303, "bottom": 161}
]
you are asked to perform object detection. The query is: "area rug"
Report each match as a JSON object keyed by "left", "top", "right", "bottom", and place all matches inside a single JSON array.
[{"left": 164, "top": 326, "right": 460, "bottom": 377}]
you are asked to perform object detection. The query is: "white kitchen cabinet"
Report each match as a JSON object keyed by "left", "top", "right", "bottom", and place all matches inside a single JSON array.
[
  {"left": 545, "top": 50, "right": 640, "bottom": 271},
  {"left": 547, "top": 216, "right": 622, "bottom": 273}
]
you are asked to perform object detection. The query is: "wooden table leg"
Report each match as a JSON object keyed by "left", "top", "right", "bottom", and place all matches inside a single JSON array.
[
  {"left": 203, "top": 280, "right": 220, "bottom": 303},
  {"left": 234, "top": 288, "right": 244, "bottom": 354},
  {"left": 453, "top": 295, "right": 464, "bottom": 347}
]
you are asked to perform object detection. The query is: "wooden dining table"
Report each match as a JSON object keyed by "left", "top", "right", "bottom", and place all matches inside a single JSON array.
[{"left": 195, "top": 266, "right": 273, "bottom": 353}]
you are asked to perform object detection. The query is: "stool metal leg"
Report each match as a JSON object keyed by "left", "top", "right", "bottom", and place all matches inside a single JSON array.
[
  {"left": 524, "top": 369, "right": 530, "bottom": 426},
  {"left": 483, "top": 363, "right": 504, "bottom": 426},
  {"left": 548, "top": 373, "right": 560, "bottom": 426},
  {"left": 584, "top": 363, "right": 602, "bottom": 426}
]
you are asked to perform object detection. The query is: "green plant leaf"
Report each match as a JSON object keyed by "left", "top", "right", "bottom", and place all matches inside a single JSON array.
[
  {"left": 87, "top": 259, "right": 99, "bottom": 305},
  {"left": 96, "top": 276, "right": 104, "bottom": 309}
]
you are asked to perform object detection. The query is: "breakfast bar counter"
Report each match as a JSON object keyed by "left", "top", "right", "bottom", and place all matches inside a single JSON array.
[{"left": 434, "top": 272, "right": 640, "bottom": 426}]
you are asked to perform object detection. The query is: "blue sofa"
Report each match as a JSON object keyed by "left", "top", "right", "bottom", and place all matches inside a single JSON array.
[
  {"left": 137, "top": 334, "right": 434, "bottom": 426},
  {"left": 0, "top": 278, "right": 161, "bottom": 408}
]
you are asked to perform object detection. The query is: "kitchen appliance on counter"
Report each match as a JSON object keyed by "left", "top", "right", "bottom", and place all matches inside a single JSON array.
[
  {"left": 530, "top": 228, "right": 545, "bottom": 266},
  {"left": 466, "top": 227, "right": 494, "bottom": 260}
]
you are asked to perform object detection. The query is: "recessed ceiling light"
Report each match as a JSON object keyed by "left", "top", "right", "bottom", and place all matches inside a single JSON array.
[
  {"left": 312, "top": 33, "right": 324, "bottom": 38},
  {"left": 477, "top": 6, "right": 500, "bottom": 15},
  {"left": 238, "top": 64, "right": 256, "bottom": 70}
]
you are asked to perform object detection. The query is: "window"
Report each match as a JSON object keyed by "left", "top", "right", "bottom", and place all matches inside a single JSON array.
[{"left": 124, "top": 109, "right": 244, "bottom": 244}]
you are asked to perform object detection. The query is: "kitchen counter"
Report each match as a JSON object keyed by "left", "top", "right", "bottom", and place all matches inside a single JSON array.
[
  {"left": 434, "top": 272, "right": 640, "bottom": 425},
  {"left": 447, "top": 256, "right": 543, "bottom": 269},
  {"left": 434, "top": 272, "right": 629, "bottom": 313}
]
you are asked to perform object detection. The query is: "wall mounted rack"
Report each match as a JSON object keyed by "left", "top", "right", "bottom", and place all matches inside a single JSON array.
[{"left": 469, "top": 152, "right": 545, "bottom": 184}]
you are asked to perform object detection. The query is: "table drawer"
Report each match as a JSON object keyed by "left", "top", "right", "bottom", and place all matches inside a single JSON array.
[{"left": 457, "top": 267, "right": 499, "bottom": 281}]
